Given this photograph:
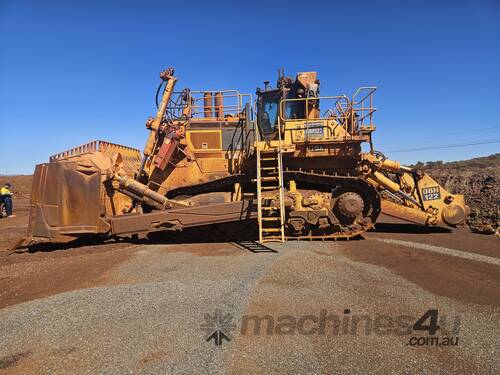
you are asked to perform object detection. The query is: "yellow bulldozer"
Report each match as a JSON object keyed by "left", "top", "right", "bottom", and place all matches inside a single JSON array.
[{"left": 22, "top": 67, "right": 469, "bottom": 246}]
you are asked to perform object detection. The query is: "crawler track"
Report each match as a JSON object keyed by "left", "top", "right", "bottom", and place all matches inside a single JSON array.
[{"left": 167, "top": 169, "right": 381, "bottom": 241}]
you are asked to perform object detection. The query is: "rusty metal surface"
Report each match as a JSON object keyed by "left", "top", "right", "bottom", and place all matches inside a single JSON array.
[
  {"left": 28, "top": 161, "right": 109, "bottom": 243},
  {"left": 27, "top": 141, "right": 142, "bottom": 244},
  {"left": 110, "top": 199, "right": 257, "bottom": 236},
  {"left": 50, "top": 140, "right": 141, "bottom": 164}
]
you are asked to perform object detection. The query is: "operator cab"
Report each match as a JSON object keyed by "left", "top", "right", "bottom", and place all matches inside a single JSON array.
[
  {"left": 256, "top": 72, "right": 320, "bottom": 140},
  {"left": 256, "top": 88, "right": 281, "bottom": 138}
]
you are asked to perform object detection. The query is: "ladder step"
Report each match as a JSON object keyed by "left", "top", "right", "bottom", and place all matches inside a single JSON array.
[
  {"left": 257, "top": 145, "right": 284, "bottom": 243},
  {"left": 252, "top": 177, "right": 278, "bottom": 183},
  {"left": 260, "top": 167, "right": 277, "bottom": 171},
  {"left": 261, "top": 238, "right": 283, "bottom": 243}
]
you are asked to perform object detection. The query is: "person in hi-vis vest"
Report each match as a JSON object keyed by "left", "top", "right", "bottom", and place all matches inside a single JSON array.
[{"left": 1, "top": 183, "right": 15, "bottom": 218}]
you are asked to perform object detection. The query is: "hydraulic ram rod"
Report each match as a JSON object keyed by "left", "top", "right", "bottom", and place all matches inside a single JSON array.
[
  {"left": 137, "top": 67, "right": 177, "bottom": 177},
  {"left": 117, "top": 176, "right": 172, "bottom": 210}
]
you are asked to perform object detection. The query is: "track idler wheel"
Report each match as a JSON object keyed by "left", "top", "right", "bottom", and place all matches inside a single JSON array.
[{"left": 336, "top": 192, "right": 365, "bottom": 219}]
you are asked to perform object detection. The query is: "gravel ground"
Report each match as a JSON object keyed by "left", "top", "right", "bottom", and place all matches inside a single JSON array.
[
  {"left": 0, "top": 239, "right": 499, "bottom": 374},
  {"left": 228, "top": 242, "right": 500, "bottom": 374},
  {"left": 372, "top": 238, "right": 500, "bottom": 266},
  {"left": 0, "top": 244, "right": 281, "bottom": 374}
]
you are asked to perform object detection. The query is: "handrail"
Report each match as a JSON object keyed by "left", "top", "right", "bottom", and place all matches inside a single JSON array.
[
  {"left": 352, "top": 86, "right": 377, "bottom": 105},
  {"left": 279, "top": 95, "right": 351, "bottom": 121},
  {"left": 351, "top": 87, "right": 377, "bottom": 127},
  {"left": 167, "top": 90, "right": 252, "bottom": 120},
  {"left": 276, "top": 87, "right": 377, "bottom": 137}
]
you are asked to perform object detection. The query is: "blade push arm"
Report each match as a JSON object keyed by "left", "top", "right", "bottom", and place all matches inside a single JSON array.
[{"left": 360, "top": 154, "right": 469, "bottom": 226}]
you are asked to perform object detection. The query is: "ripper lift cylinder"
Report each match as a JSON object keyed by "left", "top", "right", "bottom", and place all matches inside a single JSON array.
[{"left": 137, "top": 68, "right": 177, "bottom": 178}]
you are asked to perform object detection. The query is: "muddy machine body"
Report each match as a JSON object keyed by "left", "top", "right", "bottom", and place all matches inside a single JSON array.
[{"left": 25, "top": 68, "right": 469, "bottom": 245}]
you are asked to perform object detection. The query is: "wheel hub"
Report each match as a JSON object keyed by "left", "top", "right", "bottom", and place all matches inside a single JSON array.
[{"left": 337, "top": 192, "right": 364, "bottom": 218}]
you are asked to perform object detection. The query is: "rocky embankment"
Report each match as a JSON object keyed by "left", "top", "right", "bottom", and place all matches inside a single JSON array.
[{"left": 418, "top": 154, "right": 499, "bottom": 235}]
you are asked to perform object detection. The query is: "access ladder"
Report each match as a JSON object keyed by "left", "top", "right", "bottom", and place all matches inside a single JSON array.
[{"left": 256, "top": 142, "right": 286, "bottom": 243}]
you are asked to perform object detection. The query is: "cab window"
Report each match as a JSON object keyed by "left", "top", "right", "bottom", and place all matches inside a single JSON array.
[{"left": 257, "top": 91, "right": 280, "bottom": 135}]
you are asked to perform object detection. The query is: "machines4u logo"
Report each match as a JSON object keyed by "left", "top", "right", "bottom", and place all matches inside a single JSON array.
[
  {"left": 408, "top": 309, "right": 460, "bottom": 347},
  {"left": 201, "top": 309, "right": 236, "bottom": 346},
  {"left": 201, "top": 308, "right": 460, "bottom": 347}
]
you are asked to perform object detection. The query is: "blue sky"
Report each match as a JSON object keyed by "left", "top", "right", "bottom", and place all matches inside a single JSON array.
[{"left": 1, "top": 0, "right": 499, "bottom": 174}]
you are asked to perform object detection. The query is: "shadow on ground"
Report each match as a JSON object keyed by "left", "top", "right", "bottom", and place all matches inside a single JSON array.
[
  {"left": 371, "top": 222, "right": 452, "bottom": 234},
  {"left": 17, "top": 221, "right": 260, "bottom": 254},
  {"left": 15, "top": 222, "right": 454, "bottom": 254}
]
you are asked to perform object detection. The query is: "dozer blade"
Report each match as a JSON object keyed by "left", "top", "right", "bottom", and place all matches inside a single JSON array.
[{"left": 24, "top": 140, "right": 142, "bottom": 246}]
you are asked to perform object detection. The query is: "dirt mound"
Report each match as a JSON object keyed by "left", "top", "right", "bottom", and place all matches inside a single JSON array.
[{"left": 416, "top": 154, "right": 499, "bottom": 235}]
